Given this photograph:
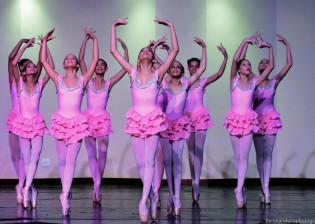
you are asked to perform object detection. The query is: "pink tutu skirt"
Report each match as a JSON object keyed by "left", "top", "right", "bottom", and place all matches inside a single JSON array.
[
  {"left": 83, "top": 110, "right": 114, "bottom": 138},
  {"left": 50, "top": 112, "right": 89, "bottom": 145},
  {"left": 124, "top": 107, "right": 167, "bottom": 138},
  {"left": 12, "top": 113, "right": 48, "bottom": 139},
  {"left": 160, "top": 115, "right": 190, "bottom": 141},
  {"left": 6, "top": 111, "right": 18, "bottom": 132},
  {"left": 224, "top": 110, "right": 259, "bottom": 136},
  {"left": 256, "top": 110, "right": 282, "bottom": 135},
  {"left": 185, "top": 107, "right": 214, "bottom": 132}
]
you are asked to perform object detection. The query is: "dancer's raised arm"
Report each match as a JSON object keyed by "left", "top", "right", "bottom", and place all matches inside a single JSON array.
[
  {"left": 274, "top": 34, "right": 292, "bottom": 86},
  {"left": 153, "top": 17, "right": 179, "bottom": 84},
  {"left": 255, "top": 40, "right": 274, "bottom": 86},
  {"left": 79, "top": 28, "right": 96, "bottom": 75}
]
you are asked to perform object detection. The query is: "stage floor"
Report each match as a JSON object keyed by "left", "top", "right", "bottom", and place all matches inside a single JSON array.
[{"left": 0, "top": 183, "right": 314, "bottom": 224}]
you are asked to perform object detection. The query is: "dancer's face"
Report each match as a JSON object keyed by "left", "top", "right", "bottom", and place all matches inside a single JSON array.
[
  {"left": 188, "top": 60, "right": 200, "bottom": 76},
  {"left": 63, "top": 54, "right": 79, "bottom": 68},
  {"left": 152, "top": 62, "right": 161, "bottom": 72},
  {"left": 95, "top": 60, "right": 107, "bottom": 74},
  {"left": 138, "top": 47, "right": 154, "bottom": 61},
  {"left": 258, "top": 59, "right": 269, "bottom": 73},
  {"left": 238, "top": 60, "right": 252, "bottom": 75},
  {"left": 24, "top": 62, "right": 37, "bottom": 75},
  {"left": 169, "top": 61, "right": 184, "bottom": 77}
]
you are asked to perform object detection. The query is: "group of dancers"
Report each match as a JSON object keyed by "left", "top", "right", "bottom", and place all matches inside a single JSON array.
[{"left": 6, "top": 17, "right": 292, "bottom": 222}]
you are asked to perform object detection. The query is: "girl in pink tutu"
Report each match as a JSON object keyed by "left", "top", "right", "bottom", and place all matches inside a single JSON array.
[
  {"left": 79, "top": 29, "right": 129, "bottom": 203},
  {"left": 160, "top": 37, "right": 207, "bottom": 216},
  {"left": 40, "top": 28, "right": 99, "bottom": 215},
  {"left": 110, "top": 17, "right": 179, "bottom": 222},
  {"left": 11, "top": 37, "right": 54, "bottom": 208},
  {"left": 253, "top": 34, "right": 292, "bottom": 204},
  {"left": 185, "top": 43, "right": 228, "bottom": 202},
  {"left": 224, "top": 34, "right": 274, "bottom": 208}
]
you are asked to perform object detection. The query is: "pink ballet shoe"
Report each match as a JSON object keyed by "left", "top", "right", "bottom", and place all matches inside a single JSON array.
[
  {"left": 139, "top": 199, "right": 148, "bottom": 223},
  {"left": 234, "top": 188, "right": 245, "bottom": 208},
  {"left": 242, "top": 186, "right": 247, "bottom": 207},
  {"left": 15, "top": 185, "right": 23, "bottom": 204},
  {"left": 150, "top": 193, "right": 159, "bottom": 220},
  {"left": 22, "top": 187, "right": 30, "bottom": 208},
  {"left": 173, "top": 195, "right": 181, "bottom": 216},
  {"left": 262, "top": 186, "right": 271, "bottom": 204},
  {"left": 60, "top": 193, "right": 70, "bottom": 216},
  {"left": 166, "top": 194, "right": 173, "bottom": 214},
  {"left": 31, "top": 186, "right": 38, "bottom": 208},
  {"left": 192, "top": 182, "right": 200, "bottom": 202}
]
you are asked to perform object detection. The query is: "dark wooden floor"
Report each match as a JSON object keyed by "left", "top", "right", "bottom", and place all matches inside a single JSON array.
[{"left": 0, "top": 181, "right": 315, "bottom": 224}]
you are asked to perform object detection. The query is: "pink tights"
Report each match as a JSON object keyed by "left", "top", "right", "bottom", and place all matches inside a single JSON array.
[
  {"left": 186, "top": 130, "right": 207, "bottom": 185},
  {"left": 230, "top": 134, "right": 253, "bottom": 191},
  {"left": 9, "top": 132, "right": 25, "bottom": 188},
  {"left": 160, "top": 138, "right": 184, "bottom": 206},
  {"left": 84, "top": 135, "right": 109, "bottom": 194},
  {"left": 131, "top": 135, "right": 159, "bottom": 205},
  {"left": 19, "top": 136, "right": 43, "bottom": 188},
  {"left": 55, "top": 139, "right": 82, "bottom": 194},
  {"left": 253, "top": 134, "right": 276, "bottom": 189},
  {"left": 152, "top": 141, "right": 164, "bottom": 195}
]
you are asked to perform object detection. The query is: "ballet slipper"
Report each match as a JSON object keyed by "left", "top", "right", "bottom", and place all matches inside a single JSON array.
[
  {"left": 260, "top": 188, "right": 265, "bottom": 203},
  {"left": 31, "top": 186, "right": 38, "bottom": 208},
  {"left": 139, "top": 198, "right": 148, "bottom": 223},
  {"left": 173, "top": 194, "right": 181, "bottom": 216},
  {"left": 22, "top": 187, "right": 30, "bottom": 208},
  {"left": 59, "top": 192, "right": 70, "bottom": 216},
  {"left": 234, "top": 188, "right": 245, "bottom": 208},
  {"left": 192, "top": 180, "right": 200, "bottom": 202},
  {"left": 15, "top": 185, "right": 23, "bottom": 204},
  {"left": 150, "top": 193, "right": 159, "bottom": 220},
  {"left": 262, "top": 185, "right": 271, "bottom": 204},
  {"left": 242, "top": 186, "right": 247, "bottom": 207}
]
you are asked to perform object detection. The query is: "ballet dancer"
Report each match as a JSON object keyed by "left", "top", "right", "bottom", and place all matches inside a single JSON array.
[
  {"left": 79, "top": 29, "right": 129, "bottom": 203},
  {"left": 253, "top": 34, "right": 292, "bottom": 204},
  {"left": 160, "top": 37, "right": 207, "bottom": 216},
  {"left": 110, "top": 17, "right": 179, "bottom": 222},
  {"left": 40, "top": 28, "right": 99, "bottom": 215},
  {"left": 11, "top": 37, "right": 54, "bottom": 208},
  {"left": 224, "top": 33, "right": 274, "bottom": 208},
  {"left": 185, "top": 43, "right": 228, "bottom": 202}
]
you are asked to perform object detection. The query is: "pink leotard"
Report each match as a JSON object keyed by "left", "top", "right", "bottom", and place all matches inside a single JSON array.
[
  {"left": 160, "top": 77, "right": 190, "bottom": 141},
  {"left": 184, "top": 78, "right": 213, "bottom": 132},
  {"left": 6, "top": 78, "right": 20, "bottom": 132},
  {"left": 253, "top": 77, "right": 282, "bottom": 135},
  {"left": 12, "top": 77, "right": 48, "bottom": 138},
  {"left": 49, "top": 74, "right": 89, "bottom": 145},
  {"left": 124, "top": 67, "right": 167, "bottom": 138},
  {"left": 224, "top": 76, "right": 259, "bottom": 136},
  {"left": 83, "top": 79, "right": 113, "bottom": 137}
]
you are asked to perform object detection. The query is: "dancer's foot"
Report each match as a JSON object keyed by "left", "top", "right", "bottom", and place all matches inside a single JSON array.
[
  {"left": 31, "top": 186, "right": 38, "bottom": 208},
  {"left": 139, "top": 198, "right": 148, "bottom": 223},
  {"left": 15, "top": 185, "right": 23, "bottom": 204},
  {"left": 173, "top": 194, "right": 181, "bottom": 216},
  {"left": 22, "top": 187, "right": 30, "bottom": 208},
  {"left": 59, "top": 192, "right": 70, "bottom": 216},
  {"left": 234, "top": 187, "right": 245, "bottom": 208}
]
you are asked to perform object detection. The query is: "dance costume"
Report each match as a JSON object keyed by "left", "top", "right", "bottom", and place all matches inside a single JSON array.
[
  {"left": 124, "top": 67, "right": 167, "bottom": 138},
  {"left": 224, "top": 76, "right": 259, "bottom": 136},
  {"left": 161, "top": 77, "right": 190, "bottom": 141},
  {"left": 184, "top": 78, "right": 213, "bottom": 132},
  {"left": 83, "top": 79, "right": 113, "bottom": 138},
  {"left": 12, "top": 77, "right": 48, "bottom": 139},
  {"left": 6, "top": 79, "right": 20, "bottom": 132},
  {"left": 49, "top": 74, "right": 89, "bottom": 145},
  {"left": 253, "top": 77, "right": 282, "bottom": 135}
]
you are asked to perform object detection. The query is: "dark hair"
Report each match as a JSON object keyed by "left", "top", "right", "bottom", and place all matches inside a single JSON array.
[
  {"left": 171, "top": 60, "right": 185, "bottom": 74},
  {"left": 63, "top": 54, "right": 79, "bottom": 71},
  {"left": 18, "top": 58, "right": 31, "bottom": 72},
  {"left": 187, "top": 57, "right": 200, "bottom": 66},
  {"left": 98, "top": 59, "right": 107, "bottom": 69},
  {"left": 236, "top": 59, "right": 249, "bottom": 70}
]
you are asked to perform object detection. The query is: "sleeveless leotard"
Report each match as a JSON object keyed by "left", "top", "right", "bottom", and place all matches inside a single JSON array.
[
  {"left": 12, "top": 77, "right": 48, "bottom": 138},
  {"left": 124, "top": 67, "right": 167, "bottom": 138},
  {"left": 224, "top": 76, "right": 259, "bottom": 136},
  {"left": 6, "top": 78, "right": 20, "bottom": 132},
  {"left": 83, "top": 78, "right": 113, "bottom": 138},
  {"left": 49, "top": 74, "right": 89, "bottom": 145},
  {"left": 160, "top": 77, "right": 190, "bottom": 141},
  {"left": 184, "top": 78, "right": 213, "bottom": 132},
  {"left": 253, "top": 76, "right": 282, "bottom": 135}
]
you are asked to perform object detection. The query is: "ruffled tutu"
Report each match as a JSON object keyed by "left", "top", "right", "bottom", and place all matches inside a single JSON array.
[
  {"left": 6, "top": 111, "right": 18, "bottom": 132},
  {"left": 11, "top": 113, "right": 48, "bottom": 139},
  {"left": 160, "top": 115, "right": 190, "bottom": 141},
  {"left": 224, "top": 110, "right": 259, "bottom": 136},
  {"left": 256, "top": 110, "right": 282, "bottom": 135},
  {"left": 124, "top": 107, "right": 167, "bottom": 138},
  {"left": 185, "top": 107, "right": 214, "bottom": 132},
  {"left": 50, "top": 113, "right": 89, "bottom": 145},
  {"left": 82, "top": 110, "right": 114, "bottom": 138}
]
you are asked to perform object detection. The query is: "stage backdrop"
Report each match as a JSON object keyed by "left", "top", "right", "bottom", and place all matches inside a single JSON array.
[{"left": 0, "top": 0, "right": 314, "bottom": 180}]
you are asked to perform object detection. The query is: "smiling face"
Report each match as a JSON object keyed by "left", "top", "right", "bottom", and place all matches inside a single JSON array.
[
  {"left": 23, "top": 62, "right": 37, "bottom": 75},
  {"left": 95, "top": 59, "right": 107, "bottom": 74},
  {"left": 237, "top": 59, "right": 252, "bottom": 75},
  {"left": 258, "top": 59, "right": 269, "bottom": 73},
  {"left": 63, "top": 54, "right": 79, "bottom": 68},
  {"left": 169, "top": 61, "right": 184, "bottom": 78},
  {"left": 188, "top": 60, "right": 200, "bottom": 76},
  {"left": 138, "top": 47, "right": 154, "bottom": 61}
]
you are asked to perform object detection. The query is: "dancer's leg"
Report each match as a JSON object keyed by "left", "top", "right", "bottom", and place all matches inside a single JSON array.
[
  {"left": 131, "top": 137, "right": 145, "bottom": 182},
  {"left": 193, "top": 130, "right": 207, "bottom": 185},
  {"left": 9, "top": 133, "right": 25, "bottom": 187},
  {"left": 19, "top": 137, "right": 31, "bottom": 178},
  {"left": 84, "top": 136, "right": 97, "bottom": 183},
  {"left": 94, "top": 135, "right": 109, "bottom": 193},
  {"left": 62, "top": 141, "right": 82, "bottom": 194},
  {"left": 152, "top": 141, "right": 164, "bottom": 195},
  {"left": 172, "top": 139, "right": 184, "bottom": 208},
  {"left": 186, "top": 132, "right": 196, "bottom": 181},
  {"left": 55, "top": 139, "right": 68, "bottom": 188},
  {"left": 253, "top": 135, "right": 265, "bottom": 185},
  {"left": 24, "top": 136, "right": 43, "bottom": 187},
  {"left": 262, "top": 134, "right": 276, "bottom": 197}
]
